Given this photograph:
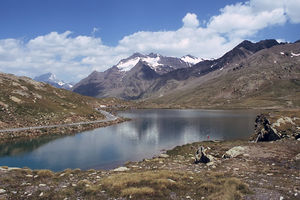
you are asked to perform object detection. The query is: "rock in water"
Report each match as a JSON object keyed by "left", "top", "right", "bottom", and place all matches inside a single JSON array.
[{"left": 195, "top": 146, "right": 210, "bottom": 164}]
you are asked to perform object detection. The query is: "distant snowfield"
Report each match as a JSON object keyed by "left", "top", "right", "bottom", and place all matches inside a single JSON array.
[
  {"left": 116, "top": 54, "right": 202, "bottom": 72},
  {"left": 181, "top": 55, "right": 203, "bottom": 65}
]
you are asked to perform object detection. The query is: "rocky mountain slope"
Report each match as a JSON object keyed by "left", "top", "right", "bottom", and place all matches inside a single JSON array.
[
  {"left": 72, "top": 53, "right": 201, "bottom": 99},
  {"left": 34, "top": 72, "right": 74, "bottom": 90},
  {"left": 73, "top": 39, "right": 295, "bottom": 107},
  {"left": 149, "top": 41, "right": 300, "bottom": 108},
  {"left": 0, "top": 72, "right": 128, "bottom": 130}
]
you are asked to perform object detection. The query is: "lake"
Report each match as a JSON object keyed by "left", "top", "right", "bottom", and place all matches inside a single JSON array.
[{"left": 0, "top": 109, "right": 257, "bottom": 171}]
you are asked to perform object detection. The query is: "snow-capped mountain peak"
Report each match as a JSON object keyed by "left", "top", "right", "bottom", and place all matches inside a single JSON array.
[
  {"left": 181, "top": 55, "right": 203, "bottom": 65},
  {"left": 115, "top": 53, "right": 202, "bottom": 74},
  {"left": 34, "top": 73, "right": 73, "bottom": 90},
  {"left": 116, "top": 53, "right": 164, "bottom": 72}
]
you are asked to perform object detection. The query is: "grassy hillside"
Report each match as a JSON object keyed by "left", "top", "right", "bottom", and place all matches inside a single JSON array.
[{"left": 0, "top": 72, "right": 130, "bottom": 129}]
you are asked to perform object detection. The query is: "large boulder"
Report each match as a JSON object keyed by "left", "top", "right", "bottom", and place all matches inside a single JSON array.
[
  {"left": 194, "top": 146, "right": 210, "bottom": 164},
  {"left": 251, "top": 114, "right": 281, "bottom": 142},
  {"left": 223, "top": 146, "right": 248, "bottom": 158}
]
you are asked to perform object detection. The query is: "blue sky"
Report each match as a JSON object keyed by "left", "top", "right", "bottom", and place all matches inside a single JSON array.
[
  {"left": 0, "top": 0, "right": 299, "bottom": 82},
  {"left": 0, "top": 0, "right": 241, "bottom": 45}
]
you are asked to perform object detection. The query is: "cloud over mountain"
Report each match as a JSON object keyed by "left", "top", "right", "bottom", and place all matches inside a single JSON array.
[{"left": 0, "top": 0, "right": 299, "bottom": 82}]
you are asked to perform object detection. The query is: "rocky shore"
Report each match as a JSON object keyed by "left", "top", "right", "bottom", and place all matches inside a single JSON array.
[{"left": 0, "top": 117, "right": 129, "bottom": 144}]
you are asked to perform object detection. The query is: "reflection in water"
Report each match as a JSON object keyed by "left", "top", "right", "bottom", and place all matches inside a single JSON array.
[
  {"left": 0, "top": 136, "right": 64, "bottom": 157},
  {"left": 0, "top": 109, "right": 256, "bottom": 171}
]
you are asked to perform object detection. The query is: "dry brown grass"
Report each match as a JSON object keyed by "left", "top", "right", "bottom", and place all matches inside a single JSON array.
[
  {"left": 36, "top": 169, "right": 54, "bottom": 177},
  {"left": 100, "top": 169, "right": 250, "bottom": 199},
  {"left": 205, "top": 177, "right": 250, "bottom": 200},
  {"left": 121, "top": 187, "right": 155, "bottom": 197},
  {"left": 101, "top": 170, "right": 184, "bottom": 198}
]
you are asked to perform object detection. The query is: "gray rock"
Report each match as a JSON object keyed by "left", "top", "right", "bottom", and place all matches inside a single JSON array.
[
  {"left": 225, "top": 146, "right": 247, "bottom": 158},
  {"left": 252, "top": 114, "right": 281, "bottom": 142},
  {"left": 159, "top": 153, "right": 169, "bottom": 158},
  {"left": 0, "top": 189, "right": 6, "bottom": 194},
  {"left": 195, "top": 146, "right": 210, "bottom": 164}
]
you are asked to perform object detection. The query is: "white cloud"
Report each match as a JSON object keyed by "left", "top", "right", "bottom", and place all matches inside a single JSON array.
[
  {"left": 207, "top": 2, "right": 287, "bottom": 39},
  {"left": 250, "top": 0, "right": 300, "bottom": 23},
  {"left": 182, "top": 13, "right": 200, "bottom": 28},
  {"left": 0, "top": 0, "right": 299, "bottom": 82}
]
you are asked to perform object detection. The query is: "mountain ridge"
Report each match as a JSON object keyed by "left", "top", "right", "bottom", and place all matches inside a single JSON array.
[{"left": 73, "top": 39, "right": 286, "bottom": 104}]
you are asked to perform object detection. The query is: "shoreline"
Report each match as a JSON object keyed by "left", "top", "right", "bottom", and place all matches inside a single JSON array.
[
  {"left": 0, "top": 109, "right": 130, "bottom": 144},
  {"left": 0, "top": 117, "right": 129, "bottom": 144}
]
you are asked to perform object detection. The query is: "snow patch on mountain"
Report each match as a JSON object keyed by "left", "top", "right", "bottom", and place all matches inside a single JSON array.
[
  {"left": 116, "top": 53, "right": 201, "bottom": 73},
  {"left": 142, "top": 57, "right": 163, "bottom": 69},
  {"left": 117, "top": 57, "right": 141, "bottom": 71},
  {"left": 116, "top": 54, "right": 163, "bottom": 72},
  {"left": 291, "top": 52, "right": 300, "bottom": 57},
  {"left": 181, "top": 55, "right": 203, "bottom": 65}
]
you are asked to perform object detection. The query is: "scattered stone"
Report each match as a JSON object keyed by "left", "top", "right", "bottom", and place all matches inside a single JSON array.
[
  {"left": 25, "top": 174, "right": 33, "bottom": 178},
  {"left": 39, "top": 192, "right": 43, "bottom": 197},
  {"left": 10, "top": 96, "right": 22, "bottom": 103},
  {"left": 72, "top": 184, "right": 77, "bottom": 187},
  {"left": 113, "top": 167, "right": 129, "bottom": 172},
  {"left": 0, "top": 189, "right": 6, "bottom": 194},
  {"left": 159, "top": 154, "right": 169, "bottom": 158},
  {"left": 168, "top": 179, "right": 176, "bottom": 183},
  {"left": 39, "top": 184, "right": 46, "bottom": 187},
  {"left": 222, "top": 154, "right": 231, "bottom": 159}
]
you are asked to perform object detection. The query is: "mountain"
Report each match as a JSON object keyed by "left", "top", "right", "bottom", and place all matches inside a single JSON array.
[
  {"left": 115, "top": 53, "right": 199, "bottom": 74},
  {"left": 34, "top": 72, "right": 74, "bottom": 90},
  {"left": 73, "top": 39, "right": 284, "bottom": 104},
  {"left": 148, "top": 41, "right": 300, "bottom": 108},
  {"left": 73, "top": 53, "right": 202, "bottom": 98}
]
